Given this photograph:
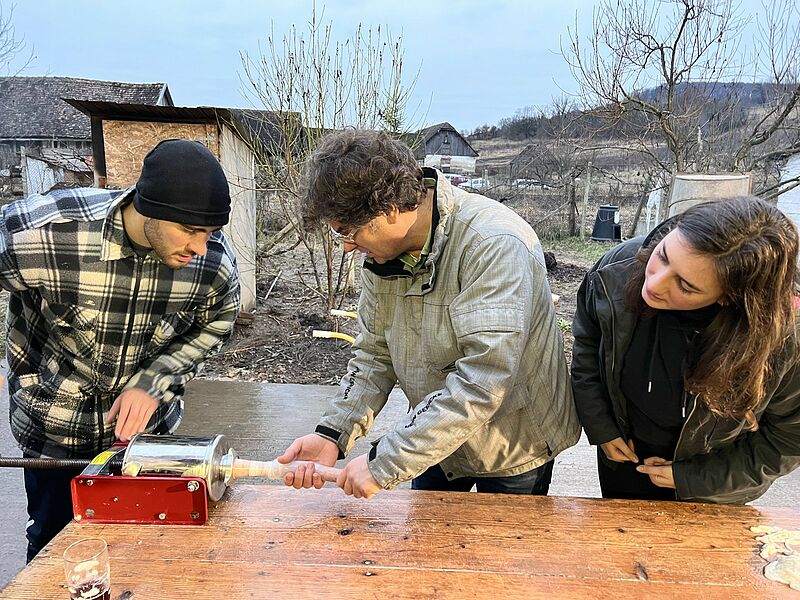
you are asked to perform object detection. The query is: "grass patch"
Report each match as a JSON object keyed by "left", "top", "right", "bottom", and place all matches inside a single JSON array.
[{"left": 543, "top": 237, "right": 619, "bottom": 264}]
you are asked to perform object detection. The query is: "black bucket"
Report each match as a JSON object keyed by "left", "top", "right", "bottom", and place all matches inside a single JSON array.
[{"left": 591, "top": 205, "right": 621, "bottom": 241}]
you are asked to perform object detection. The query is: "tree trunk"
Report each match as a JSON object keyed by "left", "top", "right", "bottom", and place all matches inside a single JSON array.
[{"left": 629, "top": 175, "right": 653, "bottom": 237}]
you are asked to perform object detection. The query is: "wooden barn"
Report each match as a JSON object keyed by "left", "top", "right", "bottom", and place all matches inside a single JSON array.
[{"left": 407, "top": 122, "right": 478, "bottom": 174}]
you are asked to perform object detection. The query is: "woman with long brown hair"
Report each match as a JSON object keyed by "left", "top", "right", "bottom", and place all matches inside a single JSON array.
[{"left": 571, "top": 196, "right": 800, "bottom": 502}]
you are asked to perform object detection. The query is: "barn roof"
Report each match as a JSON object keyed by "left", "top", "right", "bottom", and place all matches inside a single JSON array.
[{"left": 0, "top": 76, "right": 171, "bottom": 139}]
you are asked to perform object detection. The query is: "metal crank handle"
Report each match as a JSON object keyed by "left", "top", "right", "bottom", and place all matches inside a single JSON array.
[{"left": 231, "top": 459, "right": 341, "bottom": 483}]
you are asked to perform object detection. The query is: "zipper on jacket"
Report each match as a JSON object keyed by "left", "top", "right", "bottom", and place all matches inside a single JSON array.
[
  {"left": 674, "top": 392, "right": 698, "bottom": 461},
  {"left": 595, "top": 272, "right": 626, "bottom": 432},
  {"left": 112, "top": 255, "right": 144, "bottom": 390},
  {"left": 96, "top": 397, "right": 106, "bottom": 454},
  {"left": 595, "top": 273, "right": 617, "bottom": 379},
  {"left": 672, "top": 392, "right": 698, "bottom": 499}
]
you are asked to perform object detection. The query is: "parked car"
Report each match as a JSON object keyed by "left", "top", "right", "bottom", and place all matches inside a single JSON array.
[
  {"left": 459, "top": 177, "right": 488, "bottom": 190},
  {"left": 513, "top": 178, "right": 549, "bottom": 189},
  {"left": 442, "top": 173, "right": 469, "bottom": 186}
]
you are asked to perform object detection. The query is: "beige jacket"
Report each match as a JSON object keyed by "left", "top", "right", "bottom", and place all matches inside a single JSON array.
[{"left": 317, "top": 173, "right": 580, "bottom": 488}]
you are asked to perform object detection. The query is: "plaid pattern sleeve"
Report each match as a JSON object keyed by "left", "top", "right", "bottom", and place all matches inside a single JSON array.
[{"left": 0, "top": 187, "right": 241, "bottom": 458}]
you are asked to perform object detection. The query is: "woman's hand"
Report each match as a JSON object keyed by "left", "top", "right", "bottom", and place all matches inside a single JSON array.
[
  {"left": 600, "top": 437, "right": 639, "bottom": 463},
  {"left": 636, "top": 456, "right": 676, "bottom": 489}
]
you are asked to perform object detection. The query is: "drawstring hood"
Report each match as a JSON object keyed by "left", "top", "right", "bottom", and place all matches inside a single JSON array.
[
  {"left": 621, "top": 303, "right": 719, "bottom": 458},
  {"left": 647, "top": 317, "right": 661, "bottom": 394}
]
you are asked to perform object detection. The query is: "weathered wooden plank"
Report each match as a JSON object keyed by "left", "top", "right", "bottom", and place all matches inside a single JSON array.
[
  {"left": 0, "top": 487, "right": 794, "bottom": 599},
  {"left": 0, "top": 559, "right": 780, "bottom": 600},
  {"left": 39, "top": 525, "right": 768, "bottom": 586}
]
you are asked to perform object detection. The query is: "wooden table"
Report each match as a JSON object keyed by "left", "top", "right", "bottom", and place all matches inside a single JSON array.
[{"left": 0, "top": 486, "right": 795, "bottom": 599}]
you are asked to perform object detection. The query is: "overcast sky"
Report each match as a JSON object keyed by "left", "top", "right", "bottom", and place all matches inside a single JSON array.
[{"left": 5, "top": 0, "right": 771, "bottom": 133}]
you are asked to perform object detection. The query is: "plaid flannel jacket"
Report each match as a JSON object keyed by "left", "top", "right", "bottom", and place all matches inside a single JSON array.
[{"left": 0, "top": 187, "right": 240, "bottom": 458}]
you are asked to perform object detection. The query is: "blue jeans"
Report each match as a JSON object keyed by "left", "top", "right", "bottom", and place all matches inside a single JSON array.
[{"left": 411, "top": 460, "right": 554, "bottom": 495}]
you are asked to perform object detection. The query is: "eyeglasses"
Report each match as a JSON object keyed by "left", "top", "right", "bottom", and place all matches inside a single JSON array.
[{"left": 328, "top": 223, "right": 361, "bottom": 244}]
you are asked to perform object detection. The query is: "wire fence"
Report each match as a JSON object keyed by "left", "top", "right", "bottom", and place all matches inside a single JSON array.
[
  {"left": 485, "top": 183, "right": 644, "bottom": 240},
  {"left": 257, "top": 180, "right": 647, "bottom": 243}
]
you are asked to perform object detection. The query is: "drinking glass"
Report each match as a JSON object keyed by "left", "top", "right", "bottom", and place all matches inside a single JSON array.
[{"left": 63, "top": 538, "right": 110, "bottom": 600}]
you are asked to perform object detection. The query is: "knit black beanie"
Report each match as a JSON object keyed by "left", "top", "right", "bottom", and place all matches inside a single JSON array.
[{"left": 133, "top": 139, "right": 231, "bottom": 226}]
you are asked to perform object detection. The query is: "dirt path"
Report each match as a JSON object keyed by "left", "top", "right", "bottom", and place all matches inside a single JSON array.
[{"left": 201, "top": 246, "right": 592, "bottom": 383}]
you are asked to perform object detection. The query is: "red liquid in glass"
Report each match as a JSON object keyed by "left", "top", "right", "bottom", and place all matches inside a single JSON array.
[{"left": 69, "top": 580, "right": 110, "bottom": 600}]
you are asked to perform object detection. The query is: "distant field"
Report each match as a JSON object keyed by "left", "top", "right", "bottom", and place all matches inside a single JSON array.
[
  {"left": 471, "top": 138, "right": 529, "bottom": 175},
  {"left": 468, "top": 137, "right": 649, "bottom": 239}
]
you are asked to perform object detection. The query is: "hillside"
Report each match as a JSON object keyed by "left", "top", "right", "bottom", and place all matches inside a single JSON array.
[
  {"left": 471, "top": 138, "right": 529, "bottom": 176},
  {"left": 467, "top": 81, "right": 788, "bottom": 142}
]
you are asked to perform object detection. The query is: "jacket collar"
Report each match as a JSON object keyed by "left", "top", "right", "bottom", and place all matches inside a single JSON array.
[
  {"left": 425, "top": 167, "right": 455, "bottom": 265},
  {"left": 100, "top": 187, "right": 138, "bottom": 262},
  {"left": 364, "top": 168, "right": 460, "bottom": 294},
  {"left": 413, "top": 167, "right": 463, "bottom": 294}
]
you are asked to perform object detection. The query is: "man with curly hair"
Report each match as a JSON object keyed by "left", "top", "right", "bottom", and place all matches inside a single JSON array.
[{"left": 279, "top": 129, "right": 579, "bottom": 498}]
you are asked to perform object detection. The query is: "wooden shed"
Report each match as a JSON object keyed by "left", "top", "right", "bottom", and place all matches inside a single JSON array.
[{"left": 64, "top": 99, "right": 268, "bottom": 315}]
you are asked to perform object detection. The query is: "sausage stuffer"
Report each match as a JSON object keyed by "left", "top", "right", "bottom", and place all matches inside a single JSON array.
[{"left": 0, "top": 433, "right": 341, "bottom": 525}]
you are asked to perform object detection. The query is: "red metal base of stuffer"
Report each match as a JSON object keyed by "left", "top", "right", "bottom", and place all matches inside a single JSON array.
[{"left": 70, "top": 446, "right": 209, "bottom": 525}]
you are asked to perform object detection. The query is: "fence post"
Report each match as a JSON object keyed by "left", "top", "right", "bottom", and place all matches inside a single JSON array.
[
  {"left": 580, "top": 161, "right": 592, "bottom": 239},
  {"left": 19, "top": 146, "right": 27, "bottom": 198},
  {"left": 568, "top": 181, "right": 577, "bottom": 237}
]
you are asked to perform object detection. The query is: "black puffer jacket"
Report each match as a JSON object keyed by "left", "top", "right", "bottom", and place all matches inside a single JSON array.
[{"left": 571, "top": 234, "right": 800, "bottom": 503}]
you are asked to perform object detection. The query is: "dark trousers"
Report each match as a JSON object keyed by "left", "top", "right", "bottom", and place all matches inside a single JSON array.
[
  {"left": 23, "top": 461, "right": 84, "bottom": 562},
  {"left": 596, "top": 447, "right": 676, "bottom": 501},
  {"left": 411, "top": 460, "right": 554, "bottom": 495}
]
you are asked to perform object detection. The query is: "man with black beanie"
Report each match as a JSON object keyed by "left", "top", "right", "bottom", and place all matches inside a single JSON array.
[{"left": 0, "top": 139, "right": 240, "bottom": 561}]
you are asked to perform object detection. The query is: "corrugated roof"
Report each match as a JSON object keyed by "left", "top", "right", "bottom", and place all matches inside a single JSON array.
[
  {"left": 64, "top": 99, "right": 221, "bottom": 123},
  {"left": 0, "top": 76, "right": 171, "bottom": 139},
  {"left": 26, "top": 148, "right": 93, "bottom": 172}
]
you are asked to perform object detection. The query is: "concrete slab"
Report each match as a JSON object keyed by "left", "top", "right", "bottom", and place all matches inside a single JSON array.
[
  {"left": 1, "top": 377, "right": 798, "bottom": 589},
  {"left": 0, "top": 377, "right": 24, "bottom": 592}
]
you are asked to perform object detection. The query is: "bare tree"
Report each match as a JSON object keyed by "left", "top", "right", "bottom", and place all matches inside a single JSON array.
[
  {"left": 510, "top": 97, "right": 588, "bottom": 188},
  {"left": 0, "top": 2, "right": 32, "bottom": 74},
  {"left": 239, "top": 8, "right": 419, "bottom": 311},
  {"left": 507, "top": 97, "right": 595, "bottom": 237},
  {"left": 563, "top": 0, "right": 800, "bottom": 198}
]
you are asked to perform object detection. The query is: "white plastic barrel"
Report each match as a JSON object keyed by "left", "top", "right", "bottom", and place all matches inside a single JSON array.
[{"left": 667, "top": 173, "right": 752, "bottom": 217}]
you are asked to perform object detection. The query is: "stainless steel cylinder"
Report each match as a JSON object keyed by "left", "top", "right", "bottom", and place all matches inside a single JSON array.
[{"left": 121, "top": 433, "right": 237, "bottom": 501}]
